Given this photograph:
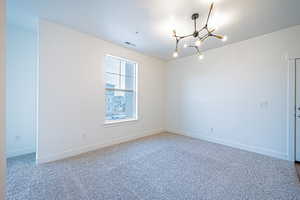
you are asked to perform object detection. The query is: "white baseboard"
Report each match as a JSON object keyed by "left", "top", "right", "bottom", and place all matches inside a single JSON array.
[
  {"left": 7, "top": 147, "right": 36, "bottom": 158},
  {"left": 37, "top": 128, "right": 164, "bottom": 164},
  {"left": 167, "top": 129, "right": 288, "bottom": 160}
]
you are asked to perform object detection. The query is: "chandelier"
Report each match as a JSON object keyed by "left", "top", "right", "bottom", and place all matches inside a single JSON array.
[{"left": 172, "top": 3, "right": 227, "bottom": 59}]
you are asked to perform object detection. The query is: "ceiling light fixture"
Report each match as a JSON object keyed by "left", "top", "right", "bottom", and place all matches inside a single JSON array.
[{"left": 172, "top": 3, "right": 227, "bottom": 58}]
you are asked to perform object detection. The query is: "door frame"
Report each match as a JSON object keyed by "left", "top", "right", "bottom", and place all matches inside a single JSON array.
[
  {"left": 0, "top": 0, "right": 5, "bottom": 198},
  {"left": 288, "top": 57, "right": 300, "bottom": 161}
]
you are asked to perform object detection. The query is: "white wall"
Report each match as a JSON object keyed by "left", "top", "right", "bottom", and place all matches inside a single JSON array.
[
  {"left": 6, "top": 24, "right": 37, "bottom": 157},
  {"left": 0, "top": 0, "right": 5, "bottom": 198},
  {"left": 166, "top": 25, "right": 300, "bottom": 160},
  {"left": 38, "top": 20, "right": 166, "bottom": 163}
]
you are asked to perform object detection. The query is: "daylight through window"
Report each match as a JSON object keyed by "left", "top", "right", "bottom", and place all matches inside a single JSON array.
[{"left": 105, "top": 55, "right": 137, "bottom": 122}]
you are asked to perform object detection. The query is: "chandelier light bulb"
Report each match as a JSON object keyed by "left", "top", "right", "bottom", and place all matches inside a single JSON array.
[
  {"left": 195, "top": 39, "right": 202, "bottom": 46},
  {"left": 173, "top": 51, "right": 178, "bottom": 58},
  {"left": 222, "top": 35, "right": 228, "bottom": 42},
  {"left": 198, "top": 54, "right": 204, "bottom": 60},
  {"left": 183, "top": 44, "right": 188, "bottom": 48}
]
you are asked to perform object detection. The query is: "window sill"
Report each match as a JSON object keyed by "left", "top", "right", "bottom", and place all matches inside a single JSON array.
[{"left": 104, "top": 118, "right": 138, "bottom": 127}]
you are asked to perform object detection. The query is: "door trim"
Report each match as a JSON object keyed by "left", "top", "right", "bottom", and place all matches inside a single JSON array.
[{"left": 288, "top": 58, "right": 300, "bottom": 161}]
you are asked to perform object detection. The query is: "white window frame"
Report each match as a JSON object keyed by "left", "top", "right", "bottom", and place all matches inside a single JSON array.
[{"left": 104, "top": 54, "right": 138, "bottom": 125}]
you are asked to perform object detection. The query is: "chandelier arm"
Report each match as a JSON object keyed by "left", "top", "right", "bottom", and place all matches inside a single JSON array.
[
  {"left": 173, "top": 32, "right": 194, "bottom": 40},
  {"left": 205, "top": 3, "right": 214, "bottom": 27},
  {"left": 187, "top": 45, "right": 200, "bottom": 53},
  {"left": 178, "top": 33, "right": 194, "bottom": 40},
  {"left": 199, "top": 33, "right": 210, "bottom": 41},
  {"left": 175, "top": 39, "right": 179, "bottom": 51},
  {"left": 198, "top": 26, "right": 206, "bottom": 33},
  {"left": 210, "top": 34, "right": 223, "bottom": 40},
  {"left": 208, "top": 28, "right": 216, "bottom": 34},
  {"left": 194, "top": 46, "right": 201, "bottom": 55}
]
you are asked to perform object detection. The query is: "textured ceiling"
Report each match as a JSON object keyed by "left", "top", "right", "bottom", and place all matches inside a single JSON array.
[{"left": 7, "top": 0, "right": 300, "bottom": 60}]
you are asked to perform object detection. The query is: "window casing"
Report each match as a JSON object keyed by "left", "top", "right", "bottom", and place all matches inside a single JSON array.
[{"left": 104, "top": 55, "right": 137, "bottom": 124}]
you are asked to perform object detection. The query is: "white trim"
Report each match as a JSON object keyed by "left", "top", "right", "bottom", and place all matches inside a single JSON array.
[
  {"left": 287, "top": 57, "right": 300, "bottom": 161},
  {"left": 6, "top": 148, "right": 36, "bottom": 158},
  {"left": 35, "top": 21, "right": 40, "bottom": 163},
  {"left": 106, "top": 54, "right": 137, "bottom": 65},
  {"left": 103, "top": 54, "right": 139, "bottom": 125},
  {"left": 104, "top": 118, "right": 138, "bottom": 127},
  {"left": 287, "top": 58, "right": 296, "bottom": 161},
  {"left": 167, "top": 129, "right": 288, "bottom": 160},
  {"left": 36, "top": 128, "right": 164, "bottom": 164}
]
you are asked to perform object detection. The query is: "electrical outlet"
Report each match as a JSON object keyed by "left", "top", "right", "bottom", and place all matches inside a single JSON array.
[
  {"left": 210, "top": 128, "right": 214, "bottom": 133},
  {"left": 82, "top": 133, "right": 87, "bottom": 140},
  {"left": 15, "top": 135, "right": 21, "bottom": 141},
  {"left": 259, "top": 101, "right": 269, "bottom": 109},
  {"left": 283, "top": 52, "right": 289, "bottom": 61}
]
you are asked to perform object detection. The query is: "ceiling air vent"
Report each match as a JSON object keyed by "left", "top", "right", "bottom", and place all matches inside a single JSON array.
[{"left": 124, "top": 41, "right": 136, "bottom": 47}]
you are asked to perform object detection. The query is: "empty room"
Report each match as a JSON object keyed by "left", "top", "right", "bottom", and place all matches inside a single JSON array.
[{"left": 2, "top": 0, "right": 300, "bottom": 199}]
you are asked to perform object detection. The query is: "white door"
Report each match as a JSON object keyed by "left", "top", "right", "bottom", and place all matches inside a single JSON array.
[{"left": 296, "top": 59, "right": 300, "bottom": 161}]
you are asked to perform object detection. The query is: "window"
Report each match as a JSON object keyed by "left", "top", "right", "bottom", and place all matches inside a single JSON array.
[{"left": 105, "top": 55, "right": 137, "bottom": 123}]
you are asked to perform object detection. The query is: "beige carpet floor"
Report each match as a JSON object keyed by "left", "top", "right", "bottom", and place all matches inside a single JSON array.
[{"left": 6, "top": 133, "right": 300, "bottom": 200}]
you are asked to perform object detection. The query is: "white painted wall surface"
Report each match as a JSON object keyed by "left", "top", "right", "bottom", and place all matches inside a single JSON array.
[
  {"left": 166, "top": 25, "right": 300, "bottom": 160},
  {"left": 6, "top": 24, "right": 37, "bottom": 157},
  {"left": 0, "top": 0, "right": 5, "bottom": 198},
  {"left": 38, "top": 20, "right": 166, "bottom": 163}
]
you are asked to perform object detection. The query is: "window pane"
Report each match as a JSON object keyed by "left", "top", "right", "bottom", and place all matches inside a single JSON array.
[
  {"left": 105, "top": 90, "right": 136, "bottom": 120},
  {"left": 105, "top": 73, "right": 120, "bottom": 89},
  {"left": 105, "top": 55, "right": 137, "bottom": 122},
  {"left": 121, "top": 61, "right": 135, "bottom": 77},
  {"left": 120, "top": 75, "right": 135, "bottom": 90},
  {"left": 105, "top": 56, "right": 120, "bottom": 74}
]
